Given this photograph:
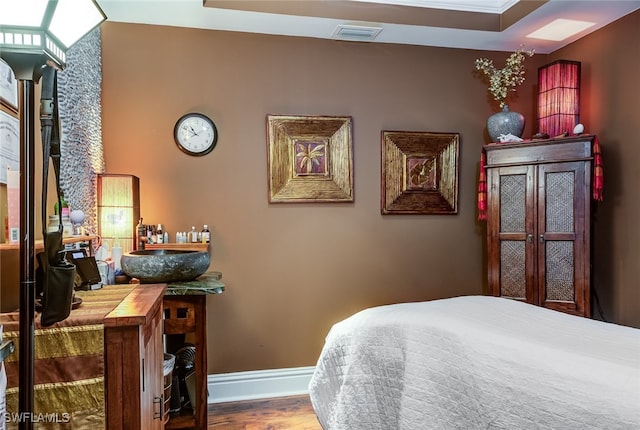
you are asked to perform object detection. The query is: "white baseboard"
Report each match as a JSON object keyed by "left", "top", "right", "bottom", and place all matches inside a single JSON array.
[{"left": 207, "top": 366, "right": 316, "bottom": 404}]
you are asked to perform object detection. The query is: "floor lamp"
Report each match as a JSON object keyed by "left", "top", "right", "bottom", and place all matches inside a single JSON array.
[{"left": 0, "top": 2, "right": 105, "bottom": 428}]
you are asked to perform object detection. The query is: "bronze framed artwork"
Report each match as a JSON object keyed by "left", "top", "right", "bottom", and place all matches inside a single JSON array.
[
  {"left": 267, "top": 114, "right": 354, "bottom": 203},
  {"left": 381, "top": 131, "right": 459, "bottom": 214}
]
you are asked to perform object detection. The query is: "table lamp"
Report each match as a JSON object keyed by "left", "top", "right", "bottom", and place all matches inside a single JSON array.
[{"left": 537, "top": 60, "right": 581, "bottom": 137}]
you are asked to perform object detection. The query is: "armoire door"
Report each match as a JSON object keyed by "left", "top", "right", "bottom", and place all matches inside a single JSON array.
[
  {"left": 487, "top": 164, "right": 536, "bottom": 303},
  {"left": 537, "top": 160, "right": 590, "bottom": 316}
]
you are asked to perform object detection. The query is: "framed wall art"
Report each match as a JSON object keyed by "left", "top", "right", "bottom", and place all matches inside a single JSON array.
[
  {"left": 381, "top": 131, "right": 459, "bottom": 214},
  {"left": 267, "top": 114, "right": 354, "bottom": 203},
  {"left": 0, "top": 59, "right": 18, "bottom": 111},
  {"left": 0, "top": 109, "right": 20, "bottom": 184}
]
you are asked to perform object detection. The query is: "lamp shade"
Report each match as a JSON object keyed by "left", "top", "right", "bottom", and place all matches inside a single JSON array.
[
  {"left": 537, "top": 60, "right": 581, "bottom": 137},
  {"left": 97, "top": 174, "right": 140, "bottom": 254},
  {"left": 0, "top": 0, "right": 106, "bottom": 78}
]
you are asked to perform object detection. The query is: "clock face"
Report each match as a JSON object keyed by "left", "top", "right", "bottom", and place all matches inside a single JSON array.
[{"left": 174, "top": 113, "right": 218, "bottom": 156}]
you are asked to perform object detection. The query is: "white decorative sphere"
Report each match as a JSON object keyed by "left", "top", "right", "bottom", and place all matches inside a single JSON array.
[
  {"left": 70, "top": 209, "right": 85, "bottom": 225},
  {"left": 573, "top": 123, "right": 585, "bottom": 134}
]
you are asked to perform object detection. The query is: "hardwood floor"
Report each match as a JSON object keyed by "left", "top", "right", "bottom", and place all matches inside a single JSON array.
[{"left": 208, "top": 395, "right": 322, "bottom": 429}]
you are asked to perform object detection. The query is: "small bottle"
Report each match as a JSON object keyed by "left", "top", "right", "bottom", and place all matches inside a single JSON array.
[
  {"left": 163, "top": 231, "right": 169, "bottom": 244},
  {"left": 190, "top": 226, "right": 198, "bottom": 243},
  {"left": 150, "top": 225, "right": 157, "bottom": 244},
  {"left": 137, "top": 218, "right": 146, "bottom": 250},
  {"left": 54, "top": 192, "right": 70, "bottom": 217},
  {"left": 201, "top": 225, "right": 211, "bottom": 243},
  {"left": 156, "top": 224, "right": 164, "bottom": 244}
]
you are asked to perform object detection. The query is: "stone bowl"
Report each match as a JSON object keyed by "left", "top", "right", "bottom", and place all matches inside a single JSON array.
[{"left": 120, "top": 249, "right": 210, "bottom": 284}]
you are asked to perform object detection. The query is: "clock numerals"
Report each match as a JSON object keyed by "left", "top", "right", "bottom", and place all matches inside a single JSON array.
[{"left": 174, "top": 113, "right": 218, "bottom": 156}]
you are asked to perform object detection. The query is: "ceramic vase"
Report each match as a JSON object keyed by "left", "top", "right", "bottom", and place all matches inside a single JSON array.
[{"left": 487, "top": 105, "right": 525, "bottom": 142}]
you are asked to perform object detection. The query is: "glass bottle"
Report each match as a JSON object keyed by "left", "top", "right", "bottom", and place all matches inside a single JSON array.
[
  {"left": 156, "top": 224, "right": 164, "bottom": 244},
  {"left": 190, "top": 226, "right": 198, "bottom": 243},
  {"left": 147, "top": 224, "right": 154, "bottom": 243},
  {"left": 201, "top": 225, "right": 211, "bottom": 243},
  {"left": 137, "top": 218, "right": 146, "bottom": 250},
  {"left": 149, "top": 224, "right": 157, "bottom": 244}
]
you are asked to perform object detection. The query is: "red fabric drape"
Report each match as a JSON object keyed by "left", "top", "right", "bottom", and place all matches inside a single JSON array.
[
  {"left": 477, "top": 150, "right": 488, "bottom": 220},
  {"left": 593, "top": 135, "right": 604, "bottom": 201}
]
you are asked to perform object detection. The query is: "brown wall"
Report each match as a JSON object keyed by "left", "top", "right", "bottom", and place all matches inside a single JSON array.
[
  {"left": 99, "top": 11, "right": 637, "bottom": 374},
  {"left": 549, "top": 11, "right": 640, "bottom": 328}
]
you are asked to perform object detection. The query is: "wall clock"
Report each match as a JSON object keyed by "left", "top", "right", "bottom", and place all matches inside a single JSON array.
[{"left": 173, "top": 113, "right": 218, "bottom": 156}]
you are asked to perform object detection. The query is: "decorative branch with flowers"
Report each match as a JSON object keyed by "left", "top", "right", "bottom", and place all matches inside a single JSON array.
[{"left": 474, "top": 46, "right": 534, "bottom": 108}]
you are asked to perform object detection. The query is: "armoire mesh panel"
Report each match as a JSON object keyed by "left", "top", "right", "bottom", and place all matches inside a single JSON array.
[
  {"left": 546, "top": 171, "right": 574, "bottom": 232},
  {"left": 500, "top": 174, "right": 526, "bottom": 233},
  {"left": 500, "top": 241, "right": 526, "bottom": 298},
  {"left": 546, "top": 240, "right": 574, "bottom": 301}
]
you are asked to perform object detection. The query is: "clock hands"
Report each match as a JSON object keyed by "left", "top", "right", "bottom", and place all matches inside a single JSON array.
[{"left": 189, "top": 126, "right": 200, "bottom": 137}]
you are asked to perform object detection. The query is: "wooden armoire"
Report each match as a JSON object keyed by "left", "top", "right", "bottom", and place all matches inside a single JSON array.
[{"left": 484, "top": 135, "right": 597, "bottom": 317}]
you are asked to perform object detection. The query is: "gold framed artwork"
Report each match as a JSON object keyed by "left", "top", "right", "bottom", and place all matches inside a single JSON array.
[
  {"left": 381, "top": 131, "right": 459, "bottom": 215},
  {"left": 267, "top": 114, "right": 354, "bottom": 203}
]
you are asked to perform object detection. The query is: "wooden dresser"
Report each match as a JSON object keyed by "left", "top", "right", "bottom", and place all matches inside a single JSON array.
[
  {"left": 484, "top": 135, "right": 596, "bottom": 317},
  {"left": 1, "top": 283, "right": 167, "bottom": 428},
  {"left": 104, "top": 283, "right": 167, "bottom": 429}
]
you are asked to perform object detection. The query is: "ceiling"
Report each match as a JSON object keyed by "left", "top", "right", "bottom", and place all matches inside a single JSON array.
[{"left": 96, "top": 0, "right": 640, "bottom": 54}]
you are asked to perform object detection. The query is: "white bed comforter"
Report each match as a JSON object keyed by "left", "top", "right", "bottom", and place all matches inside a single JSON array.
[{"left": 309, "top": 296, "right": 640, "bottom": 429}]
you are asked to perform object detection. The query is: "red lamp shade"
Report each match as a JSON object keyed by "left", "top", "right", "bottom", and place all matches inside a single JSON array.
[{"left": 537, "top": 60, "right": 581, "bottom": 137}]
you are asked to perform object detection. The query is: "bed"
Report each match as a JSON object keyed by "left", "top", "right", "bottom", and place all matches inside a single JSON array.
[{"left": 308, "top": 295, "right": 640, "bottom": 429}]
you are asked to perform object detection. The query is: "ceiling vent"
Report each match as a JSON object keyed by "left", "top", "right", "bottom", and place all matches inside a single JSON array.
[{"left": 332, "top": 23, "right": 383, "bottom": 41}]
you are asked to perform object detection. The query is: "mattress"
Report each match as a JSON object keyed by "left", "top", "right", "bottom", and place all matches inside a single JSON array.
[{"left": 309, "top": 295, "right": 640, "bottom": 429}]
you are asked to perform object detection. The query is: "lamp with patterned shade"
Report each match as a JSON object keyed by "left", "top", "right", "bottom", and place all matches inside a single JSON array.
[
  {"left": 537, "top": 60, "right": 581, "bottom": 137},
  {"left": 97, "top": 174, "right": 140, "bottom": 256}
]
